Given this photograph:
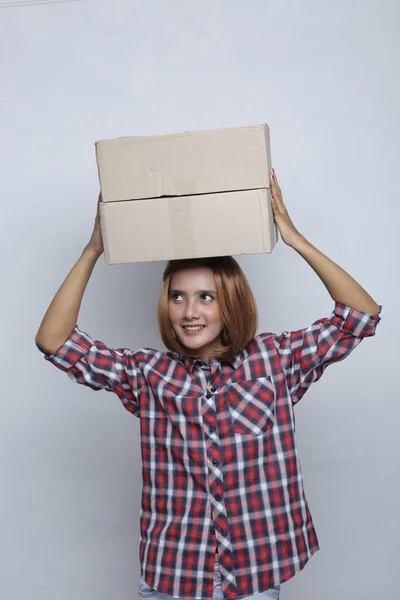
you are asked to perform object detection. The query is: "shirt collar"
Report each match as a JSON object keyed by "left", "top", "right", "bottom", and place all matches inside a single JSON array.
[{"left": 170, "top": 348, "right": 246, "bottom": 374}]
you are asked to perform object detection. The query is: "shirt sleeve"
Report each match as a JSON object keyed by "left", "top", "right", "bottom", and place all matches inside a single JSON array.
[
  {"left": 277, "top": 302, "right": 382, "bottom": 404},
  {"left": 37, "top": 326, "right": 145, "bottom": 417}
]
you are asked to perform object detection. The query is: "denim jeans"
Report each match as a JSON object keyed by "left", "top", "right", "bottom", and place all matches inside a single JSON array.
[{"left": 138, "top": 562, "right": 281, "bottom": 600}]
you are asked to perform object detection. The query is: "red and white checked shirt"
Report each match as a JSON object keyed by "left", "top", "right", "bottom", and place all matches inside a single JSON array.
[{"left": 38, "top": 301, "right": 381, "bottom": 599}]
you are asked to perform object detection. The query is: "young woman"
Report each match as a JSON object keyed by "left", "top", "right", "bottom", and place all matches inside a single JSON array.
[{"left": 35, "top": 171, "right": 381, "bottom": 600}]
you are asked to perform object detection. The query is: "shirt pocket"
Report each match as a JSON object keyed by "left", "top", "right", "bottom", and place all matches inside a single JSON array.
[{"left": 225, "top": 376, "right": 275, "bottom": 436}]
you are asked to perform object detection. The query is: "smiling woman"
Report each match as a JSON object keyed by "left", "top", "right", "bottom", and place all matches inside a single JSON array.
[
  {"left": 157, "top": 256, "right": 259, "bottom": 363},
  {"left": 35, "top": 171, "right": 381, "bottom": 600}
]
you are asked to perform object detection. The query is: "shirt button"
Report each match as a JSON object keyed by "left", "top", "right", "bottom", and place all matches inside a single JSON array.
[
  {"left": 210, "top": 387, "right": 217, "bottom": 393},
  {"left": 209, "top": 427, "right": 214, "bottom": 434},
  {"left": 215, "top": 494, "right": 221, "bottom": 501},
  {"left": 210, "top": 528, "right": 215, "bottom": 535},
  {"left": 212, "top": 459, "right": 218, "bottom": 466}
]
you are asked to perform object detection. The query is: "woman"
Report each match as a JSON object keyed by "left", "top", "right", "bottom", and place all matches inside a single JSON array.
[{"left": 35, "top": 171, "right": 381, "bottom": 600}]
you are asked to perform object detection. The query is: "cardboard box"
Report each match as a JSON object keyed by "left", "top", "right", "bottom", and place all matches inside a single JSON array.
[{"left": 95, "top": 124, "right": 277, "bottom": 264}]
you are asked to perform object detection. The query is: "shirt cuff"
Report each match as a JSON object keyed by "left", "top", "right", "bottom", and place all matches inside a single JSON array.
[
  {"left": 42, "top": 326, "right": 94, "bottom": 370},
  {"left": 330, "top": 302, "right": 382, "bottom": 338}
]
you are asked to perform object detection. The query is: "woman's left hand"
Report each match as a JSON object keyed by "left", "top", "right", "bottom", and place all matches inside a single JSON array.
[{"left": 270, "top": 169, "right": 303, "bottom": 247}]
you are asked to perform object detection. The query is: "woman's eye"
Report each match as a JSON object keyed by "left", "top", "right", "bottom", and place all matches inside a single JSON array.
[
  {"left": 171, "top": 293, "right": 183, "bottom": 302},
  {"left": 201, "top": 293, "right": 214, "bottom": 301}
]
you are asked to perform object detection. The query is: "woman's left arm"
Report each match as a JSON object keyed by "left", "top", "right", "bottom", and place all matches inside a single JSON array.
[{"left": 270, "top": 169, "right": 381, "bottom": 316}]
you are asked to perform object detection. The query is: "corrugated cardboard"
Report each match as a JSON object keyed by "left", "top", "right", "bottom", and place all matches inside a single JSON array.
[
  {"left": 96, "top": 124, "right": 272, "bottom": 203},
  {"left": 99, "top": 189, "right": 276, "bottom": 264},
  {"left": 95, "top": 124, "right": 277, "bottom": 264}
]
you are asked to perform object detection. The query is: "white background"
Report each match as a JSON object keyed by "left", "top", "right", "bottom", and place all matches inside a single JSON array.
[{"left": 0, "top": 1, "right": 397, "bottom": 599}]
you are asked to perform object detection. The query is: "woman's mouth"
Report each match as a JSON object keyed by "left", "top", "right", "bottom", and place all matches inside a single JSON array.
[{"left": 181, "top": 325, "right": 206, "bottom": 336}]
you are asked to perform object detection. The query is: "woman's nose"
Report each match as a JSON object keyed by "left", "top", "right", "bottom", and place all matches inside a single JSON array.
[{"left": 184, "top": 300, "right": 199, "bottom": 319}]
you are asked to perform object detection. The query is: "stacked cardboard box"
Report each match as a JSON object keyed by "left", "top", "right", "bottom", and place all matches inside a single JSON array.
[{"left": 95, "top": 124, "right": 277, "bottom": 264}]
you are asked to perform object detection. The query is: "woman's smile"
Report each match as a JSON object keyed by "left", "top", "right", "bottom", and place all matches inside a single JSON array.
[{"left": 181, "top": 324, "right": 206, "bottom": 336}]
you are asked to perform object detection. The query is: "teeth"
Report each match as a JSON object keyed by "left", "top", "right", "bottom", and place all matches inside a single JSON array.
[{"left": 184, "top": 326, "right": 204, "bottom": 331}]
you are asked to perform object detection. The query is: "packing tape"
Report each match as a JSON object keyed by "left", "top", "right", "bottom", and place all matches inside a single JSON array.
[{"left": 168, "top": 196, "right": 196, "bottom": 259}]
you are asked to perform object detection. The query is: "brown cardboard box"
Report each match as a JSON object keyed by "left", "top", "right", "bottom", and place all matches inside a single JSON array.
[{"left": 95, "top": 124, "right": 277, "bottom": 264}]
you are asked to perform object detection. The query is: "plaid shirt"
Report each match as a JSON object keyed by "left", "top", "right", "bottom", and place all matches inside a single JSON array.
[{"left": 39, "top": 301, "right": 381, "bottom": 599}]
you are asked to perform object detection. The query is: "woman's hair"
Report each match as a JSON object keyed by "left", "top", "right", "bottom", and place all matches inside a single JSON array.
[{"left": 157, "top": 256, "right": 258, "bottom": 361}]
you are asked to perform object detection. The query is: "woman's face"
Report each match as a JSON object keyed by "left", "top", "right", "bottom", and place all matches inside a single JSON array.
[{"left": 168, "top": 267, "right": 224, "bottom": 361}]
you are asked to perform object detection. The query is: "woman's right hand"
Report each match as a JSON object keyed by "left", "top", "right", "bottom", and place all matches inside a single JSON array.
[{"left": 86, "top": 192, "right": 104, "bottom": 256}]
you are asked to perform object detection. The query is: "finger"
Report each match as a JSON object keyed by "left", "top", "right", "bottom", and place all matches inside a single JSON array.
[
  {"left": 270, "top": 173, "right": 279, "bottom": 199},
  {"left": 271, "top": 181, "right": 282, "bottom": 207},
  {"left": 271, "top": 172, "right": 283, "bottom": 203},
  {"left": 272, "top": 169, "right": 282, "bottom": 194},
  {"left": 271, "top": 172, "right": 286, "bottom": 213},
  {"left": 270, "top": 194, "right": 280, "bottom": 216}
]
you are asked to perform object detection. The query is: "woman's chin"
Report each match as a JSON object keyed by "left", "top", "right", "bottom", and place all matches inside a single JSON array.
[
  {"left": 181, "top": 337, "right": 223, "bottom": 357},
  {"left": 181, "top": 339, "right": 206, "bottom": 351}
]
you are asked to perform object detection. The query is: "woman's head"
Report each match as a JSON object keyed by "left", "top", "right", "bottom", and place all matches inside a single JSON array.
[{"left": 157, "top": 256, "right": 258, "bottom": 362}]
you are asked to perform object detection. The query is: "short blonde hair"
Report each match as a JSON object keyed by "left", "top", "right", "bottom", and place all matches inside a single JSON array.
[{"left": 157, "top": 256, "right": 258, "bottom": 362}]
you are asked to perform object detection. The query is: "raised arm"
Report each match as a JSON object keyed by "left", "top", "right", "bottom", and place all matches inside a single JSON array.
[
  {"left": 35, "top": 194, "right": 104, "bottom": 354},
  {"left": 270, "top": 170, "right": 380, "bottom": 316}
]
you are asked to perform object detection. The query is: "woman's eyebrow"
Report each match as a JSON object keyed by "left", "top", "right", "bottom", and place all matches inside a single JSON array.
[{"left": 169, "top": 289, "right": 216, "bottom": 295}]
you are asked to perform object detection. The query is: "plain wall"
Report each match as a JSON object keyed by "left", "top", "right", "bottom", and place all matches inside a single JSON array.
[{"left": 0, "top": 1, "right": 398, "bottom": 599}]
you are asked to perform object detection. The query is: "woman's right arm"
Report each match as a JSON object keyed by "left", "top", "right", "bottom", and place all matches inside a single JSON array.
[
  {"left": 35, "top": 194, "right": 144, "bottom": 416},
  {"left": 35, "top": 194, "right": 103, "bottom": 355}
]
